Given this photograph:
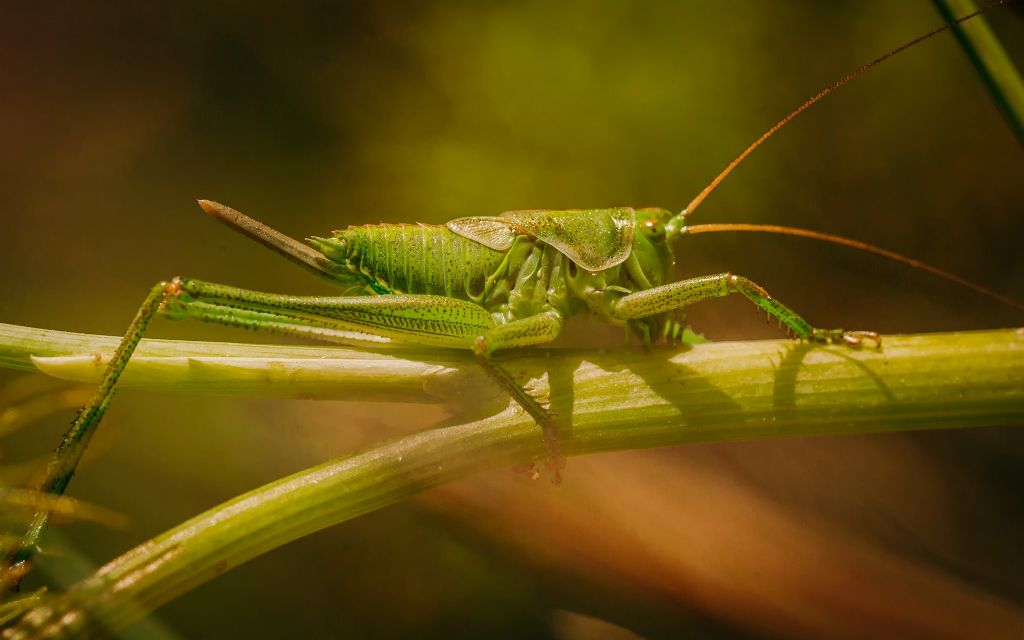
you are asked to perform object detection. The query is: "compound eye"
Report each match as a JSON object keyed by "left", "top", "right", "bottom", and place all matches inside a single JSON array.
[{"left": 641, "top": 218, "right": 665, "bottom": 240}]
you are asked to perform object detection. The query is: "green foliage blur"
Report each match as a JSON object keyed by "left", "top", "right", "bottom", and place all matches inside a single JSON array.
[{"left": 1, "top": 2, "right": 1022, "bottom": 638}]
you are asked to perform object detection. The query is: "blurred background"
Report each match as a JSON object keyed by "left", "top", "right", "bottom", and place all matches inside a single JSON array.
[{"left": 1, "top": 1, "right": 1022, "bottom": 638}]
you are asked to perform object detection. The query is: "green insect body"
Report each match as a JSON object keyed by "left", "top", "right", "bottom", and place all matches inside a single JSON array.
[
  {"left": 302, "top": 207, "right": 683, "bottom": 348},
  {"left": 154, "top": 199, "right": 845, "bottom": 479}
]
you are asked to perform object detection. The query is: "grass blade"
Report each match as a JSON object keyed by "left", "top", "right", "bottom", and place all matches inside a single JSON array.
[{"left": 932, "top": 0, "right": 1024, "bottom": 144}]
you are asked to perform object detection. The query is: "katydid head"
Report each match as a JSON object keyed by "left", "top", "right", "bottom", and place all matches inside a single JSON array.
[{"left": 630, "top": 207, "right": 676, "bottom": 287}]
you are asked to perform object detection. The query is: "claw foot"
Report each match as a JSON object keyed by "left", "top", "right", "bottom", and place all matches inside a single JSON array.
[{"left": 810, "top": 328, "right": 882, "bottom": 348}]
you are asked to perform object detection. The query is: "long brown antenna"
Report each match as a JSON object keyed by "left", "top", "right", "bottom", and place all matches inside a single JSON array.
[
  {"left": 685, "top": 223, "right": 1024, "bottom": 312},
  {"left": 683, "top": 0, "right": 1009, "bottom": 219}
]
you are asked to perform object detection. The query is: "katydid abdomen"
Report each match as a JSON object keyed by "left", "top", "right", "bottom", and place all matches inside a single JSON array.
[{"left": 315, "top": 223, "right": 510, "bottom": 302}]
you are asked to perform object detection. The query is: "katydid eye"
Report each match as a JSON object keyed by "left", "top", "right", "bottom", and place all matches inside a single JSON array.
[{"left": 641, "top": 218, "right": 665, "bottom": 240}]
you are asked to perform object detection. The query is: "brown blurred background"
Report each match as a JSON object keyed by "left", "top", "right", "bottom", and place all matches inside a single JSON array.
[{"left": 1, "top": 2, "right": 1022, "bottom": 638}]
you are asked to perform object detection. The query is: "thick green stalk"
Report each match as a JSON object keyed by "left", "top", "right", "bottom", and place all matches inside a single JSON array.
[
  {"left": 0, "top": 323, "right": 1022, "bottom": 637},
  {"left": 0, "top": 323, "right": 478, "bottom": 405}
]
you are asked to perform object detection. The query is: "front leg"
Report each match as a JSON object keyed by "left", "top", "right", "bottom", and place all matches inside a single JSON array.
[{"left": 612, "top": 273, "right": 880, "bottom": 347}]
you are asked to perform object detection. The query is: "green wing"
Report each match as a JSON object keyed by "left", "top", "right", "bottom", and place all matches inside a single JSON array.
[{"left": 447, "top": 207, "right": 635, "bottom": 271}]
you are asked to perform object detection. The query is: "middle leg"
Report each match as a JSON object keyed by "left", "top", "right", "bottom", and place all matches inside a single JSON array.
[{"left": 472, "top": 310, "right": 566, "bottom": 481}]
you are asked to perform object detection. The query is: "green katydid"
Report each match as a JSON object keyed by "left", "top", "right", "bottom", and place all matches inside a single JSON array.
[{"left": 2, "top": 1, "right": 1020, "bottom": 586}]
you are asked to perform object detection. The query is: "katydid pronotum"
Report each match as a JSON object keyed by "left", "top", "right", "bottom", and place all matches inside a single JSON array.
[{"left": 3, "top": 1, "right": 1021, "bottom": 587}]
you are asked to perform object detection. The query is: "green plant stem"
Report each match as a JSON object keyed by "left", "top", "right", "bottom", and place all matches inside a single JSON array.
[
  {"left": 0, "top": 323, "right": 1022, "bottom": 637},
  {"left": 28, "top": 531, "right": 182, "bottom": 640},
  {"left": 0, "top": 323, "right": 482, "bottom": 405},
  {"left": 933, "top": 0, "right": 1024, "bottom": 145}
]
